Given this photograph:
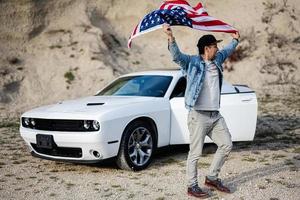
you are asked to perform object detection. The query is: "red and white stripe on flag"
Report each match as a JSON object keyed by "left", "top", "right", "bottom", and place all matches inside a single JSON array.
[{"left": 128, "top": 0, "right": 237, "bottom": 48}]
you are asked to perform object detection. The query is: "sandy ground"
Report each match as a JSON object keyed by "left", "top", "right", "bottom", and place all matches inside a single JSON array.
[{"left": 0, "top": 118, "right": 299, "bottom": 200}]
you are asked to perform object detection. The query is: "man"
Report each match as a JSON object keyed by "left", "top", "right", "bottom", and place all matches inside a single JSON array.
[{"left": 163, "top": 24, "right": 240, "bottom": 198}]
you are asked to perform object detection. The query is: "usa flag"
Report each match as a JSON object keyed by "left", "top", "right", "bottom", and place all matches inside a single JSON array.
[{"left": 128, "top": 0, "right": 237, "bottom": 48}]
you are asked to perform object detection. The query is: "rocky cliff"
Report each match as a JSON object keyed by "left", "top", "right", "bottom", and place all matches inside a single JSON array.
[{"left": 0, "top": 0, "right": 299, "bottom": 118}]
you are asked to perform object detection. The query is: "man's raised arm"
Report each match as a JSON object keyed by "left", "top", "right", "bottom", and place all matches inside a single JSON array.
[
  {"left": 216, "top": 32, "right": 240, "bottom": 64},
  {"left": 163, "top": 24, "right": 191, "bottom": 72}
]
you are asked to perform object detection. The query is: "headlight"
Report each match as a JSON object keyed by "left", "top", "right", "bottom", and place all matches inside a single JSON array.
[
  {"left": 83, "top": 120, "right": 100, "bottom": 131},
  {"left": 83, "top": 120, "right": 91, "bottom": 130},
  {"left": 92, "top": 120, "right": 100, "bottom": 131},
  {"left": 24, "top": 118, "right": 30, "bottom": 126},
  {"left": 30, "top": 118, "right": 36, "bottom": 126},
  {"left": 22, "top": 117, "right": 35, "bottom": 128}
]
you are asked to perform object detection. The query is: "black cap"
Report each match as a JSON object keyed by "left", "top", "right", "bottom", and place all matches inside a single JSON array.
[{"left": 197, "top": 34, "right": 222, "bottom": 49}]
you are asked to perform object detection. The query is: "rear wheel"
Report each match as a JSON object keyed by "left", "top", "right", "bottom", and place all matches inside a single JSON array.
[{"left": 116, "top": 120, "right": 156, "bottom": 171}]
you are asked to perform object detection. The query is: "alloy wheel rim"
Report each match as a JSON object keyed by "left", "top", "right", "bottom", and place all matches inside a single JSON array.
[{"left": 128, "top": 127, "right": 153, "bottom": 166}]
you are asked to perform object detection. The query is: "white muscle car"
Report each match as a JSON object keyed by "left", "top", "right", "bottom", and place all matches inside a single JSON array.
[{"left": 20, "top": 70, "right": 257, "bottom": 170}]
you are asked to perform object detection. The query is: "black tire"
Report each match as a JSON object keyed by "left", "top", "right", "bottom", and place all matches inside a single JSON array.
[{"left": 116, "top": 120, "right": 156, "bottom": 171}]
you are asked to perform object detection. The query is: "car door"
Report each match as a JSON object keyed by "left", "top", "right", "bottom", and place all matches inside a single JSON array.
[
  {"left": 169, "top": 78, "right": 257, "bottom": 144},
  {"left": 220, "top": 83, "right": 257, "bottom": 142},
  {"left": 169, "top": 77, "right": 190, "bottom": 144}
]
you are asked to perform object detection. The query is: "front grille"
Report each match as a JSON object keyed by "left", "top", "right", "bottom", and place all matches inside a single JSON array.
[
  {"left": 35, "top": 119, "right": 83, "bottom": 131},
  {"left": 31, "top": 143, "right": 82, "bottom": 158},
  {"left": 22, "top": 118, "right": 98, "bottom": 132}
]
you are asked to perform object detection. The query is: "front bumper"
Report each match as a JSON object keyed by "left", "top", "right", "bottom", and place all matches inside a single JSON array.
[
  {"left": 31, "top": 151, "right": 109, "bottom": 164},
  {"left": 20, "top": 127, "right": 120, "bottom": 162}
]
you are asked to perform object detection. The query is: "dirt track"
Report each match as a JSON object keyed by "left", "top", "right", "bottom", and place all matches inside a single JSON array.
[{"left": 0, "top": 117, "right": 299, "bottom": 200}]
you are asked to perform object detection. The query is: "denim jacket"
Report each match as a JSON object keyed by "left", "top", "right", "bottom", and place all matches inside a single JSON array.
[{"left": 169, "top": 39, "right": 239, "bottom": 110}]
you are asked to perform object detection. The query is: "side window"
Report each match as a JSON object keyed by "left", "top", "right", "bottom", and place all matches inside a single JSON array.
[{"left": 170, "top": 77, "right": 186, "bottom": 99}]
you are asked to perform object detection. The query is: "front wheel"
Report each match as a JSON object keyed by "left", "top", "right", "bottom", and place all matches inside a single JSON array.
[{"left": 116, "top": 121, "right": 156, "bottom": 171}]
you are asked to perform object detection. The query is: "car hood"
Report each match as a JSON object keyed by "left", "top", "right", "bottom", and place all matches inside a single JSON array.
[{"left": 23, "top": 96, "right": 156, "bottom": 118}]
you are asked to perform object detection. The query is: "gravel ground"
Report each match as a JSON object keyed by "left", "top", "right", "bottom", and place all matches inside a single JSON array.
[{"left": 0, "top": 119, "right": 299, "bottom": 200}]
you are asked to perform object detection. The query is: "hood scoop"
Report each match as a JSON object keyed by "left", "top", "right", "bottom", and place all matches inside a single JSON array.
[{"left": 87, "top": 103, "right": 105, "bottom": 106}]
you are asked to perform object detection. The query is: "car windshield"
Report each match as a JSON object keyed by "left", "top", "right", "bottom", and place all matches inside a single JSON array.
[{"left": 97, "top": 75, "right": 173, "bottom": 97}]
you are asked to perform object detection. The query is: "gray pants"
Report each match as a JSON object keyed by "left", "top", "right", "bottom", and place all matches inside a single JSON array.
[{"left": 187, "top": 110, "right": 232, "bottom": 187}]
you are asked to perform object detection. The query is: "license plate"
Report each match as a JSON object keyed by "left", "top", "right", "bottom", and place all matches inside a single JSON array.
[{"left": 36, "top": 134, "right": 54, "bottom": 149}]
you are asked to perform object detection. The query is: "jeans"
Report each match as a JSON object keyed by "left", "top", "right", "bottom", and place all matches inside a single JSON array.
[{"left": 186, "top": 110, "right": 232, "bottom": 187}]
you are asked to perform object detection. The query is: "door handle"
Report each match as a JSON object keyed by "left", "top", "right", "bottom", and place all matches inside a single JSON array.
[{"left": 242, "top": 98, "right": 253, "bottom": 102}]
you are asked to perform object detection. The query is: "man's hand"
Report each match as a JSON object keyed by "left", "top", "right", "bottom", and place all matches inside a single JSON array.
[
  {"left": 163, "top": 24, "right": 172, "bottom": 36},
  {"left": 231, "top": 31, "right": 240, "bottom": 40},
  {"left": 163, "top": 23, "right": 175, "bottom": 42}
]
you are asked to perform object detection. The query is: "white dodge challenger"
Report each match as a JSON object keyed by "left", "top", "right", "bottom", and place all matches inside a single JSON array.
[{"left": 20, "top": 70, "right": 257, "bottom": 170}]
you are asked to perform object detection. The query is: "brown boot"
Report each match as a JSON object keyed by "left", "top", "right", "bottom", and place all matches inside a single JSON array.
[
  {"left": 187, "top": 185, "right": 210, "bottom": 198},
  {"left": 205, "top": 177, "right": 231, "bottom": 193}
]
